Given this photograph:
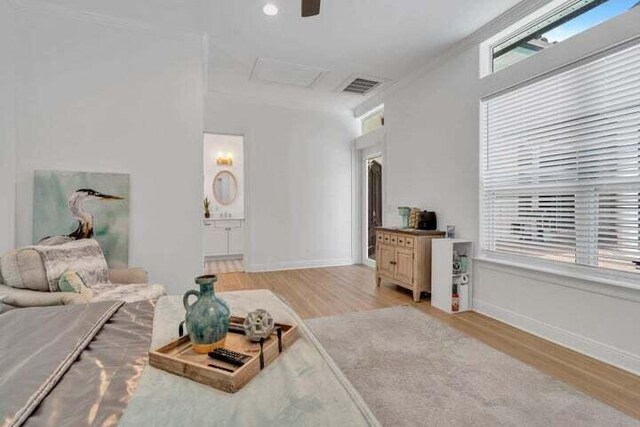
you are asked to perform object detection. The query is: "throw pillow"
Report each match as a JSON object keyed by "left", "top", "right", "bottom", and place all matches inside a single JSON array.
[
  {"left": 0, "top": 248, "right": 49, "bottom": 291},
  {"left": 58, "top": 270, "right": 94, "bottom": 302},
  {"left": 35, "top": 239, "right": 110, "bottom": 291}
]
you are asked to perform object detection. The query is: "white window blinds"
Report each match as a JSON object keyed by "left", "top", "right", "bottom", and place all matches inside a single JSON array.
[{"left": 481, "top": 42, "right": 640, "bottom": 274}]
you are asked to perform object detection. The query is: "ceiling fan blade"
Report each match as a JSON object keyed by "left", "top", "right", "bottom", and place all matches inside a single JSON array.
[{"left": 301, "top": 0, "right": 320, "bottom": 17}]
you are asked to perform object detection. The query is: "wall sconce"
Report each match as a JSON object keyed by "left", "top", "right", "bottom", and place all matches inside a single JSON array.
[{"left": 216, "top": 153, "right": 233, "bottom": 166}]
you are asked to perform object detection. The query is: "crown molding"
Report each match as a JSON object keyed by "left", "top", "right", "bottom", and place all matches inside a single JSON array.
[
  {"left": 7, "top": 0, "right": 203, "bottom": 44},
  {"left": 205, "top": 90, "right": 354, "bottom": 116},
  {"left": 353, "top": 0, "right": 554, "bottom": 117}
]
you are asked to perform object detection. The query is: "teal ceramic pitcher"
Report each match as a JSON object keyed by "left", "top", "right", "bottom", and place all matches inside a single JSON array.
[{"left": 183, "top": 274, "right": 230, "bottom": 353}]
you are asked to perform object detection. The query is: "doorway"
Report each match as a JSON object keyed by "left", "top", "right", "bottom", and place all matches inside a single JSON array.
[
  {"left": 361, "top": 147, "right": 383, "bottom": 267},
  {"left": 202, "top": 133, "right": 246, "bottom": 274}
]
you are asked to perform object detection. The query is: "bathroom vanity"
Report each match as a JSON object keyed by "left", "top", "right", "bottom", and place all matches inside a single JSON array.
[{"left": 204, "top": 219, "right": 244, "bottom": 258}]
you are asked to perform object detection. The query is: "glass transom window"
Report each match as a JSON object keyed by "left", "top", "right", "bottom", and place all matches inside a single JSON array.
[{"left": 492, "top": 0, "right": 639, "bottom": 73}]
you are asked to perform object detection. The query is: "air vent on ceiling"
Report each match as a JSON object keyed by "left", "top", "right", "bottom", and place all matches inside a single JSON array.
[{"left": 341, "top": 77, "right": 382, "bottom": 95}]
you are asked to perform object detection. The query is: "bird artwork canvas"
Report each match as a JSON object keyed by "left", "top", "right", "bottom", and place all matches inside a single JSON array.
[{"left": 33, "top": 170, "right": 130, "bottom": 268}]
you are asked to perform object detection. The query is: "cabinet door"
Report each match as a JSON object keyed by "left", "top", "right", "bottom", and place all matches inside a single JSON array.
[
  {"left": 394, "top": 247, "right": 414, "bottom": 284},
  {"left": 228, "top": 226, "right": 244, "bottom": 255},
  {"left": 377, "top": 244, "right": 396, "bottom": 277},
  {"left": 204, "top": 227, "right": 228, "bottom": 257}
]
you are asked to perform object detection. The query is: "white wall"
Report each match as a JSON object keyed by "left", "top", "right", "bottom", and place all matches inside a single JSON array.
[
  {"left": 203, "top": 133, "right": 244, "bottom": 218},
  {"left": 204, "top": 93, "right": 358, "bottom": 271},
  {"left": 379, "top": 8, "right": 640, "bottom": 373},
  {"left": 384, "top": 48, "right": 479, "bottom": 236},
  {"left": 13, "top": 8, "right": 204, "bottom": 294},
  {"left": 0, "top": 0, "right": 16, "bottom": 254}
]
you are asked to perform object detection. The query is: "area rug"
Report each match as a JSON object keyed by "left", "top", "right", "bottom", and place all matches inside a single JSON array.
[{"left": 306, "top": 306, "right": 639, "bottom": 427}]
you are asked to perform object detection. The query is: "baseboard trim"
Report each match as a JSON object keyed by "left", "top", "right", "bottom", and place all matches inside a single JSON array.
[
  {"left": 473, "top": 299, "right": 640, "bottom": 376},
  {"left": 204, "top": 255, "right": 243, "bottom": 261},
  {"left": 246, "top": 258, "right": 354, "bottom": 273}
]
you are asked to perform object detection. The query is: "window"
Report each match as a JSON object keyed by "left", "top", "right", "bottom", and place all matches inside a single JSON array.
[
  {"left": 491, "top": 0, "right": 639, "bottom": 73},
  {"left": 481, "top": 42, "right": 640, "bottom": 274},
  {"left": 361, "top": 109, "right": 384, "bottom": 135}
]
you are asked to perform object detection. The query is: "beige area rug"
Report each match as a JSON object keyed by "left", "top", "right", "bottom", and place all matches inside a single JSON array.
[{"left": 306, "top": 306, "right": 639, "bottom": 427}]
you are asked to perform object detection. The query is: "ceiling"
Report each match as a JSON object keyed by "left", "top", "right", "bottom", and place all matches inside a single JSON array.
[
  {"left": 26, "top": 0, "right": 524, "bottom": 112},
  {"left": 27, "top": 0, "right": 208, "bottom": 33},
  {"left": 205, "top": 0, "right": 523, "bottom": 112}
]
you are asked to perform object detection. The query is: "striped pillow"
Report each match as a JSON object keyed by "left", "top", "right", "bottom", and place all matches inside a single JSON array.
[{"left": 32, "top": 239, "right": 110, "bottom": 291}]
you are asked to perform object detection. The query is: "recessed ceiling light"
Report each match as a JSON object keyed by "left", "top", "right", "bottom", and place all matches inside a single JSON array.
[{"left": 263, "top": 4, "right": 278, "bottom": 16}]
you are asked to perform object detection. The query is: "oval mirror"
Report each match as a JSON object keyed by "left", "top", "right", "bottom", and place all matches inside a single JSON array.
[{"left": 212, "top": 171, "right": 238, "bottom": 205}]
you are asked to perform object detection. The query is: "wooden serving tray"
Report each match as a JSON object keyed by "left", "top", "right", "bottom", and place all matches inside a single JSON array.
[{"left": 149, "top": 316, "right": 299, "bottom": 393}]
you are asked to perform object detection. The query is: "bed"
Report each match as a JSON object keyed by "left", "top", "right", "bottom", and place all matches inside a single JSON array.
[{"left": 0, "top": 290, "right": 379, "bottom": 427}]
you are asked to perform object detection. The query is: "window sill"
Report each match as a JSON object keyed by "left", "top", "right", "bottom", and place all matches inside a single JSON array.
[{"left": 474, "top": 254, "right": 640, "bottom": 293}]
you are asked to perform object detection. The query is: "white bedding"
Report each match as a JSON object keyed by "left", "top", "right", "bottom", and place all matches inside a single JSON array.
[{"left": 118, "top": 290, "right": 380, "bottom": 426}]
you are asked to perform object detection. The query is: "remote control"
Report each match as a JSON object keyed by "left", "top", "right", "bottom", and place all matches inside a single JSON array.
[
  {"left": 208, "top": 348, "right": 251, "bottom": 367},
  {"left": 228, "top": 324, "right": 245, "bottom": 335}
]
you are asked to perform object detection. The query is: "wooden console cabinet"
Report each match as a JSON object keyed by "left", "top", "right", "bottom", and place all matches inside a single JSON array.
[{"left": 375, "top": 227, "right": 445, "bottom": 302}]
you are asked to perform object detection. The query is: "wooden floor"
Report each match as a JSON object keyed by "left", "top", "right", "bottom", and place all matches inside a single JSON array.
[
  {"left": 215, "top": 264, "right": 640, "bottom": 420},
  {"left": 204, "top": 258, "right": 244, "bottom": 274}
]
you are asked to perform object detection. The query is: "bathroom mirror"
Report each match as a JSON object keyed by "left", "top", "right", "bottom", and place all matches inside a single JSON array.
[{"left": 212, "top": 171, "right": 238, "bottom": 205}]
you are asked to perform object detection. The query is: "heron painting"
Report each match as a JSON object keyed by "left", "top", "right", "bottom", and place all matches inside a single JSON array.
[{"left": 33, "top": 170, "right": 130, "bottom": 268}]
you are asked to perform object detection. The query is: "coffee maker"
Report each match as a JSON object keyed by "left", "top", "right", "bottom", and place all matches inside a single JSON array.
[{"left": 417, "top": 211, "right": 437, "bottom": 230}]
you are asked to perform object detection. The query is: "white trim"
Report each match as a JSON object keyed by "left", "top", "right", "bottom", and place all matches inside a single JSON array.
[
  {"left": 475, "top": 256, "right": 640, "bottom": 302},
  {"left": 355, "top": 134, "right": 386, "bottom": 265},
  {"left": 473, "top": 298, "right": 640, "bottom": 375},
  {"left": 351, "top": 144, "right": 361, "bottom": 265},
  {"left": 205, "top": 89, "right": 353, "bottom": 115},
  {"left": 242, "top": 130, "right": 252, "bottom": 270},
  {"left": 355, "top": 103, "right": 384, "bottom": 120},
  {"left": 246, "top": 258, "right": 354, "bottom": 273},
  {"left": 354, "top": 127, "right": 386, "bottom": 151}
]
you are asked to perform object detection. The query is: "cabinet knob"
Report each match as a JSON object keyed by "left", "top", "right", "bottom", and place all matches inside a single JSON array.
[{"left": 390, "top": 261, "right": 397, "bottom": 265}]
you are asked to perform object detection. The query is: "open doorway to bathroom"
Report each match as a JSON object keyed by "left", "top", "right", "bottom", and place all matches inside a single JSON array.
[
  {"left": 363, "top": 152, "right": 383, "bottom": 267},
  {"left": 203, "top": 133, "right": 245, "bottom": 274}
]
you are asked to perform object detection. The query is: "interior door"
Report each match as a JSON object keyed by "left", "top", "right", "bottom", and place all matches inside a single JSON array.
[
  {"left": 394, "top": 247, "right": 414, "bottom": 283},
  {"left": 377, "top": 244, "right": 395, "bottom": 277},
  {"left": 359, "top": 140, "right": 384, "bottom": 267},
  {"left": 367, "top": 158, "right": 383, "bottom": 260}
]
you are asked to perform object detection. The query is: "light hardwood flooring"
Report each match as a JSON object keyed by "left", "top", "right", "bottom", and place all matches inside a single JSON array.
[
  {"left": 204, "top": 258, "right": 244, "bottom": 274},
  {"left": 214, "top": 264, "right": 640, "bottom": 420}
]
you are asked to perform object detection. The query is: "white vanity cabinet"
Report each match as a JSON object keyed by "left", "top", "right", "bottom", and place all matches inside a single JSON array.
[
  {"left": 204, "top": 219, "right": 244, "bottom": 258},
  {"left": 204, "top": 226, "right": 228, "bottom": 256},
  {"left": 228, "top": 227, "right": 244, "bottom": 255}
]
